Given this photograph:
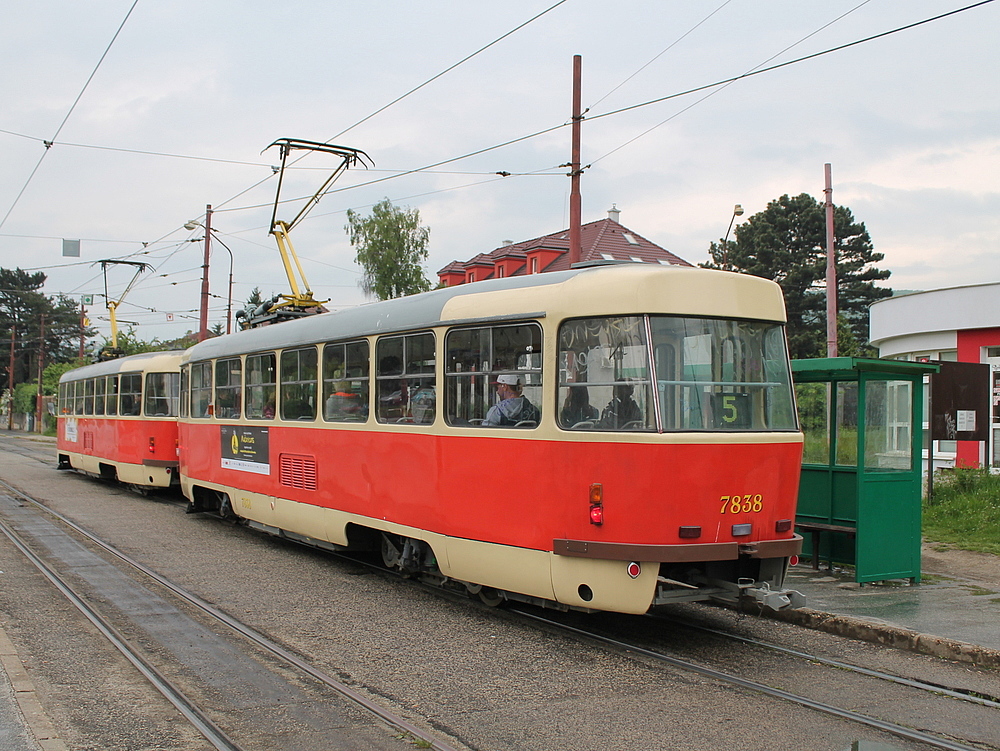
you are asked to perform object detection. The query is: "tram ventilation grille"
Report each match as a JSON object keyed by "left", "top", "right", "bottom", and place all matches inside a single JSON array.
[{"left": 279, "top": 453, "right": 317, "bottom": 491}]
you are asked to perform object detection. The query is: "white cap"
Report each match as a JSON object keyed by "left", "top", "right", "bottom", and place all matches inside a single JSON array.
[{"left": 493, "top": 373, "right": 522, "bottom": 386}]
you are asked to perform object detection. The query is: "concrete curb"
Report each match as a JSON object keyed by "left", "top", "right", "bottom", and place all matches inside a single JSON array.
[
  {"left": 766, "top": 606, "right": 1000, "bottom": 670},
  {"left": 0, "top": 627, "right": 69, "bottom": 751}
]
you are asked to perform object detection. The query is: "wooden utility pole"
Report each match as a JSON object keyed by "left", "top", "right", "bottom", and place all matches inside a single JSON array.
[
  {"left": 198, "top": 204, "right": 213, "bottom": 341},
  {"left": 824, "top": 163, "right": 838, "bottom": 357},
  {"left": 7, "top": 326, "right": 14, "bottom": 431},
  {"left": 568, "top": 55, "right": 583, "bottom": 266},
  {"left": 35, "top": 315, "right": 45, "bottom": 432}
]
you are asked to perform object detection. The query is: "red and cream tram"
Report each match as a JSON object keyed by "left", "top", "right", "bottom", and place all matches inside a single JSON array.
[
  {"left": 57, "top": 351, "right": 183, "bottom": 489},
  {"left": 177, "top": 263, "right": 805, "bottom": 614}
]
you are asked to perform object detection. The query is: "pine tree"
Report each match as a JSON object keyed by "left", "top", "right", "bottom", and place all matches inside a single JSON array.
[{"left": 704, "top": 193, "right": 891, "bottom": 359}]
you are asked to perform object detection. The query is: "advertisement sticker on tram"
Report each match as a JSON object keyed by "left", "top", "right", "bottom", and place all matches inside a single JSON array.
[{"left": 220, "top": 426, "right": 270, "bottom": 474}]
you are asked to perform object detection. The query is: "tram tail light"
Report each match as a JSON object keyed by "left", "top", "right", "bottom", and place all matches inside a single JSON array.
[
  {"left": 775, "top": 519, "right": 793, "bottom": 533},
  {"left": 678, "top": 526, "right": 701, "bottom": 539},
  {"left": 148, "top": 437, "right": 156, "bottom": 454},
  {"left": 589, "top": 483, "right": 603, "bottom": 526}
]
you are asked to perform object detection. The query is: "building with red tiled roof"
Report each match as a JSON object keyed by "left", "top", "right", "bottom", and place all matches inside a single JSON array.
[{"left": 437, "top": 206, "right": 692, "bottom": 286}]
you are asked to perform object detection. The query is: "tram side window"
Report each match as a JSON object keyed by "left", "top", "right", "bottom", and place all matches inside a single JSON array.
[
  {"left": 376, "top": 333, "right": 436, "bottom": 424},
  {"left": 84, "top": 378, "right": 95, "bottom": 415},
  {"left": 323, "top": 340, "right": 369, "bottom": 422},
  {"left": 94, "top": 375, "right": 106, "bottom": 415},
  {"left": 119, "top": 374, "right": 142, "bottom": 416},
  {"left": 145, "top": 372, "right": 179, "bottom": 417},
  {"left": 74, "top": 380, "right": 84, "bottom": 415},
  {"left": 246, "top": 353, "right": 276, "bottom": 420},
  {"left": 106, "top": 376, "right": 119, "bottom": 416},
  {"left": 280, "top": 347, "right": 318, "bottom": 421},
  {"left": 445, "top": 323, "right": 541, "bottom": 428},
  {"left": 215, "top": 358, "right": 242, "bottom": 420},
  {"left": 558, "top": 317, "right": 652, "bottom": 431},
  {"left": 179, "top": 366, "right": 189, "bottom": 419},
  {"left": 190, "top": 362, "right": 212, "bottom": 418}
]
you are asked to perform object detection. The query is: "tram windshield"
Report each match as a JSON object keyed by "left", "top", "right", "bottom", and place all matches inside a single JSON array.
[{"left": 558, "top": 315, "right": 796, "bottom": 432}]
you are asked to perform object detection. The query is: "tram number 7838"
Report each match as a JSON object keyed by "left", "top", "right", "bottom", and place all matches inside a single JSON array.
[{"left": 719, "top": 494, "right": 764, "bottom": 514}]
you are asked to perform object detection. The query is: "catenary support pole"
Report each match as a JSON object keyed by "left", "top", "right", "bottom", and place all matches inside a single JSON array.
[
  {"left": 568, "top": 55, "right": 582, "bottom": 266},
  {"left": 198, "top": 204, "right": 212, "bottom": 341},
  {"left": 824, "top": 164, "right": 838, "bottom": 357}
]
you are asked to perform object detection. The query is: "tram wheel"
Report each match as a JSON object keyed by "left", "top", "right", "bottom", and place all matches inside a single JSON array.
[
  {"left": 381, "top": 534, "right": 401, "bottom": 569},
  {"left": 478, "top": 587, "right": 505, "bottom": 607}
]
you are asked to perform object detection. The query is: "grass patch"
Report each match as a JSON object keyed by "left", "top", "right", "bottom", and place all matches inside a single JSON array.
[{"left": 924, "top": 467, "right": 1000, "bottom": 556}]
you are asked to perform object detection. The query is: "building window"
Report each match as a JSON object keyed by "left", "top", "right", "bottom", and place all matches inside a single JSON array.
[{"left": 530, "top": 257, "right": 538, "bottom": 274}]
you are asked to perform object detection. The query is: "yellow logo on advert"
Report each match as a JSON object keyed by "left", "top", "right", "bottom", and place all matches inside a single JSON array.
[{"left": 231, "top": 433, "right": 239, "bottom": 455}]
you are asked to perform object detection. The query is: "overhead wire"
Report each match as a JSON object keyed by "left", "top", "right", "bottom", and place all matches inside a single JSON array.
[
  {"left": 589, "top": 0, "right": 875, "bottom": 166},
  {"left": 0, "top": 0, "right": 142, "bottom": 232}
]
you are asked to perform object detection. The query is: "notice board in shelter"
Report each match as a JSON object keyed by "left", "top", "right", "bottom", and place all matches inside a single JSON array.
[{"left": 929, "top": 361, "right": 990, "bottom": 442}]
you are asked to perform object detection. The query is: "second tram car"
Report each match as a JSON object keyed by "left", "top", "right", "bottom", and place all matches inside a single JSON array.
[
  {"left": 57, "top": 350, "right": 183, "bottom": 489},
  {"left": 176, "top": 264, "right": 805, "bottom": 614}
]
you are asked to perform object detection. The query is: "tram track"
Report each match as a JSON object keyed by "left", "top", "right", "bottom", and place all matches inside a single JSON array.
[
  {"left": 507, "top": 607, "right": 998, "bottom": 751},
  {"left": 0, "top": 478, "right": 460, "bottom": 751}
]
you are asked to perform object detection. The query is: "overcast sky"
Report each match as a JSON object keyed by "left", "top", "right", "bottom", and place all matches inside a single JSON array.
[{"left": 1, "top": 0, "right": 997, "bottom": 342}]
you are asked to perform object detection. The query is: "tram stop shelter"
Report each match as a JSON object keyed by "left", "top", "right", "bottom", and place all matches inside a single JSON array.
[{"left": 792, "top": 357, "right": 938, "bottom": 583}]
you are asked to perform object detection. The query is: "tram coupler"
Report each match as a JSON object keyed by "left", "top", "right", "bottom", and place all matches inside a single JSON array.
[{"left": 701, "top": 577, "right": 806, "bottom": 611}]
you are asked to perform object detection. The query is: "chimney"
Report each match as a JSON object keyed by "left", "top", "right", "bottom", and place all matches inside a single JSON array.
[
  {"left": 502, "top": 239, "right": 513, "bottom": 246},
  {"left": 608, "top": 204, "right": 620, "bottom": 223}
]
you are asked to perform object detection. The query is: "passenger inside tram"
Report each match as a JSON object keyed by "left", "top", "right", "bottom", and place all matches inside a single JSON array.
[
  {"left": 483, "top": 374, "right": 540, "bottom": 427},
  {"left": 599, "top": 382, "right": 644, "bottom": 430},
  {"left": 559, "top": 385, "right": 599, "bottom": 428}
]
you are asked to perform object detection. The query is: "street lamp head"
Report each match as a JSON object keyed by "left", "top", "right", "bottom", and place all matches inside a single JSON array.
[
  {"left": 184, "top": 220, "right": 202, "bottom": 231},
  {"left": 733, "top": 204, "right": 744, "bottom": 217}
]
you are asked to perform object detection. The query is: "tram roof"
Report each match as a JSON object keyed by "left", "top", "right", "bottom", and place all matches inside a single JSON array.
[
  {"left": 184, "top": 263, "right": 786, "bottom": 362},
  {"left": 59, "top": 350, "right": 186, "bottom": 383}
]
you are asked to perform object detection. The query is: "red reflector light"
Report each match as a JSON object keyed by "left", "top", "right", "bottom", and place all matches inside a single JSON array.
[
  {"left": 589, "top": 483, "right": 603, "bottom": 525},
  {"left": 775, "top": 519, "right": 793, "bottom": 533},
  {"left": 678, "top": 526, "right": 701, "bottom": 539},
  {"left": 789, "top": 555, "right": 799, "bottom": 567},
  {"left": 626, "top": 561, "right": 641, "bottom": 579}
]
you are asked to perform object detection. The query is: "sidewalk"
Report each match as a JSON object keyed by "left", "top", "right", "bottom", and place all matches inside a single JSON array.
[{"left": 775, "top": 544, "right": 1000, "bottom": 668}]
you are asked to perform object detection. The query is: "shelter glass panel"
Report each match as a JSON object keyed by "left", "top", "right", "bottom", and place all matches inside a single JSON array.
[
  {"left": 246, "top": 353, "right": 276, "bottom": 420},
  {"left": 280, "top": 347, "right": 317, "bottom": 421},
  {"left": 215, "top": 358, "right": 242, "bottom": 420},
  {"left": 864, "top": 380, "right": 912, "bottom": 472},
  {"left": 190, "top": 363, "right": 212, "bottom": 418},
  {"left": 446, "top": 323, "right": 541, "bottom": 428},
  {"left": 376, "top": 332, "right": 436, "bottom": 424},
  {"left": 323, "top": 340, "right": 369, "bottom": 422},
  {"left": 835, "top": 382, "right": 858, "bottom": 466},
  {"left": 797, "top": 383, "right": 830, "bottom": 464}
]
